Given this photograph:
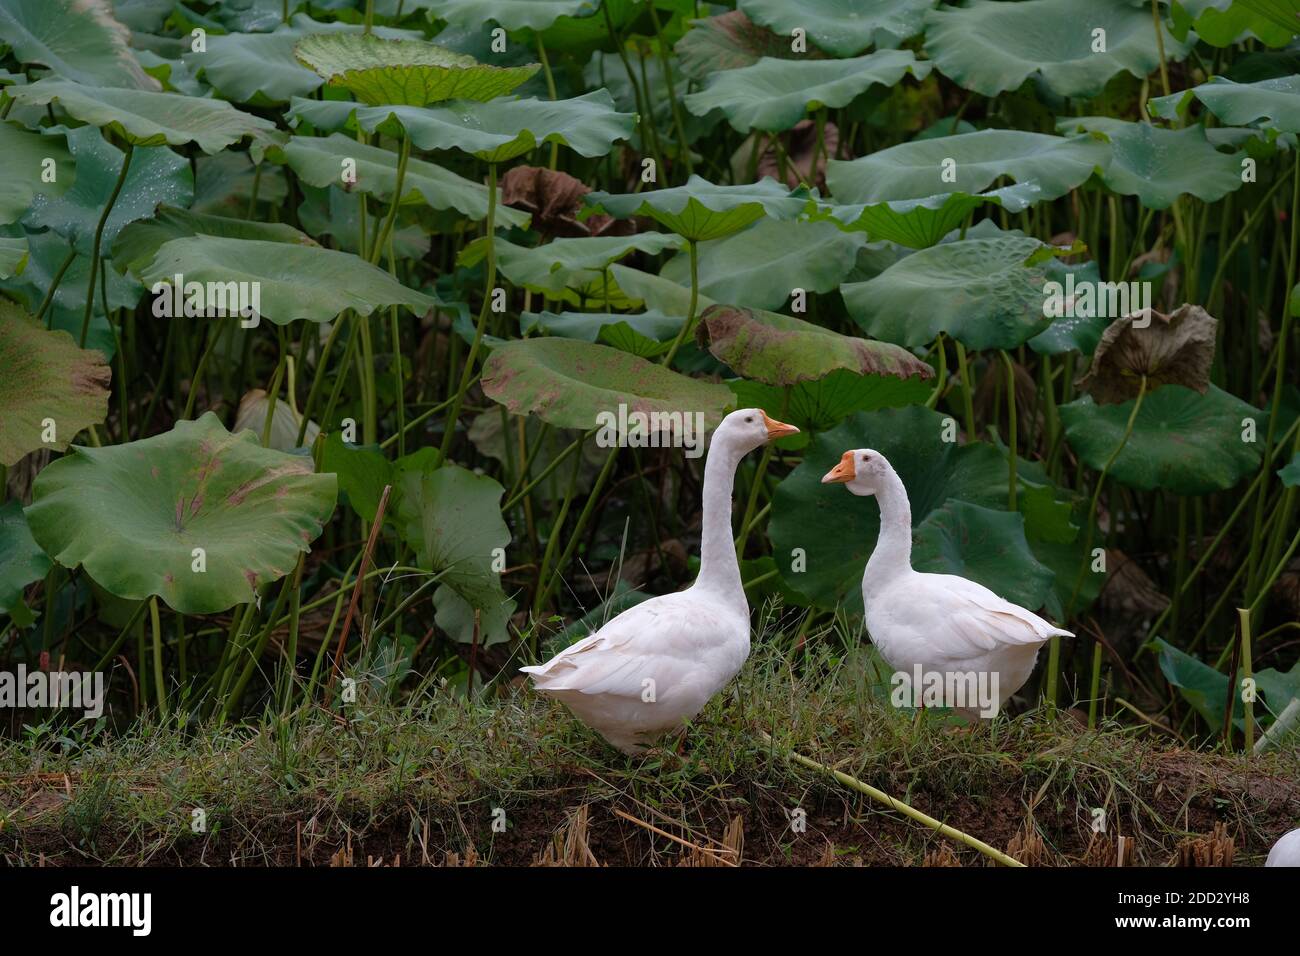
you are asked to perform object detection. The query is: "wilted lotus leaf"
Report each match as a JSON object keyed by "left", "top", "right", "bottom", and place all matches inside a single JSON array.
[
  {"left": 675, "top": 9, "right": 825, "bottom": 80},
  {"left": 0, "top": 301, "right": 110, "bottom": 466},
  {"left": 1076, "top": 304, "right": 1217, "bottom": 404},
  {"left": 700, "top": 305, "right": 933, "bottom": 387},
  {"left": 500, "top": 165, "right": 631, "bottom": 238},
  {"left": 294, "top": 34, "right": 538, "bottom": 106},
  {"left": 24, "top": 412, "right": 337, "bottom": 614},
  {"left": 481, "top": 338, "right": 734, "bottom": 431}
]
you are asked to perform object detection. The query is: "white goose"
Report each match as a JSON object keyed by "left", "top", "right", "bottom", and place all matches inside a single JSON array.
[
  {"left": 522, "top": 408, "right": 799, "bottom": 753},
  {"left": 1267, "top": 828, "right": 1300, "bottom": 866},
  {"left": 822, "top": 448, "right": 1072, "bottom": 718}
]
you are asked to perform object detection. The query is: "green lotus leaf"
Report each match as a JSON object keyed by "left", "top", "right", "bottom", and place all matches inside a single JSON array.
[
  {"left": 521, "top": 310, "right": 681, "bottom": 358},
  {"left": 0, "top": 0, "right": 158, "bottom": 90},
  {"left": 700, "top": 304, "right": 934, "bottom": 387},
  {"left": 826, "top": 130, "right": 1109, "bottom": 206},
  {"left": 187, "top": 24, "right": 323, "bottom": 104},
  {"left": 0, "top": 122, "right": 75, "bottom": 223},
  {"left": 0, "top": 300, "right": 110, "bottom": 466},
  {"left": 135, "top": 236, "right": 438, "bottom": 325},
  {"left": 1281, "top": 452, "right": 1300, "bottom": 486},
  {"left": 1060, "top": 385, "right": 1265, "bottom": 494},
  {"left": 287, "top": 89, "right": 633, "bottom": 163},
  {"left": 25, "top": 412, "right": 337, "bottom": 613},
  {"left": 1147, "top": 638, "right": 1296, "bottom": 733},
  {"left": 23, "top": 125, "right": 192, "bottom": 257},
  {"left": 0, "top": 499, "right": 50, "bottom": 627},
  {"left": 769, "top": 405, "right": 1026, "bottom": 611},
  {"left": 0, "top": 230, "right": 138, "bottom": 356},
  {"left": 684, "top": 49, "right": 931, "bottom": 133},
  {"left": 262, "top": 132, "right": 530, "bottom": 227},
  {"left": 809, "top": 182, "right": 1043, "bottom": 249},
  {"left": 1170, "top": 0, "right": 1297, "bottom": 47},
  {"left": 607, "top": 262, "right": 706, "bottom": 316},
  {"left": 294, "top": 33, "right": 538, "bottom": 107},
  {"left": 842, "top": 233, "right": 1063, "bottom": 350},
  {"left": 729, "top": 368, "right": 933, "bottom": 436},
  {"left": 318, "top": 432, "right": 392, "bottom": 524},
  {"left": 1056, "top": 117, "right": 1246, "bottom": 209},
  {"left": 1026, "top": 260, "right": 1109, "bottom": 356},
  {"left": 923, "top": 0, "right": 1193, "bottom": 98},
  {"left": 913, "top": 500, "right": 1056, "bottom": 613},
  {"left": 422, "top": 0, "right": 598, "bottom": 31},
  {"left": 1150, "top": 74, "right": 1300, "bottom": 134},
  {"left": 660, "top": 218, "right": 866, "bottom": 309},
  {"left": 675, "top": 9, "right": 825, "bottom": 81},
  {"left": 7, "top": 79, "right": 277, "bottom": 154},
  {"left": 738, "top": 0, "right": 937, "bottom": 56},
  {"left": 184, "top": 15, "right": 421, "bottom": 104},
  {"left": 394, "top": 461, "right": 515, "bottom": 645},
  {"left": 110, "top": 205, "right": 318, "bottom": 275},
  {"left": 0, "top": 233, "right": 28, "bottom": 278},
  {"left": 459, "top": 232, "right": 684, "bottom": 302},
  {"left": 585, "top": 175, "right": 808, "bottom": 242},
  {"left": 481, "top": 337, "right": 735, "bottom": 431}
]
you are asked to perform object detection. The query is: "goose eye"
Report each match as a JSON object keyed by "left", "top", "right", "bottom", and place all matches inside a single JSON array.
[{"left": 745, "top": 416, "right": 753, "bottom": 423}]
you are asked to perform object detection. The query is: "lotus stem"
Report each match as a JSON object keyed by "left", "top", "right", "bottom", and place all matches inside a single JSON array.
[
  {"left": 79, "top": 141, "right": 133, "bottom": 348},
  {"left": 34, "top": 248, "right": 76, "bottom": 326},
  {"left": 327, "top": 484, "right": 392, "bottom": 693},
  {"left": 535, "top": 36, "right": 560, "bottom": 171},
  {"left": 1002, "top": 350, "right": 1017, "bottom": 511},
  {"left": 148, "top": 596, "right": 167, "bottom": 717},
  {"left": 1238, "top": 607, "right": 1254, "bottom": 753},
  {"left": 1255, "top": 696, "right": 1300, "bottom": 754},
  {"left": 368, "top": 135, "right": 410, "bottom": 265},
  {"left": 661, "top": 238, "right": 698, "bottom": 366},
  {"left": 955, "top": 340, "right": 976, "bottom": 439},
  {"left": 439, "top": 162, "right": 498, "bottom": 461},
  {"left": 763, "top": 732, "right": 1025, "bottom": 867},
  {"left": 1087, "top": 640, "right": 1103, "bottom": 730}
]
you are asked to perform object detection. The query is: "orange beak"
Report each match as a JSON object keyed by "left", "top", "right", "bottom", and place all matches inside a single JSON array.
[
  {"left": 760, "top": 410, "right": 799, "bottom": 441},
  {"left": 821, "top": 451, "right": 856, "bottom": 484}
]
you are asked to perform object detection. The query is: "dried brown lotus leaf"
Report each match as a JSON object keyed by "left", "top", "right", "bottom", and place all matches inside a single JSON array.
[
  {"left": 500, "top": 166, "right": 632, "bottom": 239},
  {"left": 1076, "top": 303, "right": 1217, "bottom": 404}
]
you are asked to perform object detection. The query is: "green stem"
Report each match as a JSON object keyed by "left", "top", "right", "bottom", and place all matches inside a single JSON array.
[
  {"left": 34, "top": 248, "right": 76, "bottom": 326},
  {"left": 368, "top": 136, "right": 410, "bottom": 265},
  {"left": 80, "top": 142, "right": 133, "bottom": 347},
  {"left": 439, "top": 163, "right": 497, "bottom": 461},
  {"left": 149, "top": 596, "right": 167, "bottom": 717},
  {"left": 1001, "top": 350, "right": 1017, "bottom": 511},
  {"left": 661, "top": 239, "right": 698, "bottom": 366}
]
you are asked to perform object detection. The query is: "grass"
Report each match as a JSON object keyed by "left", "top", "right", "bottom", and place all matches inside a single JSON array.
[{"left": 3, "top": 609, "right": 1296, "bottom": 867}]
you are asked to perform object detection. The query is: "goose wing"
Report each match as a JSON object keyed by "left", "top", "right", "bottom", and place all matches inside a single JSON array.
[
  {"left": 521, "top": 592, "right": 735, "bottom": 699},
  {"left": 938, "top": 573, "right": 1073, "bottom": 654}
]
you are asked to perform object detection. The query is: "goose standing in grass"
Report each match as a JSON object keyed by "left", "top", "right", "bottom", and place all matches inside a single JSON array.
[
  {"left": 822, "top": 449, "right": 1072, "bottom": 718},
  {"left": 1267, "top": 828, "right": 1300, "bottom": 866},
  {"left": 521, "top": 408, "right": 798, "bottom": 754}
]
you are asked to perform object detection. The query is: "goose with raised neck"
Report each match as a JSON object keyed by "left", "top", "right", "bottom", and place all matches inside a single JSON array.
[
  {"left": 522, "top": 408, "right": 798, "bottom": 753},
  {"left": 823, "top": 447, "right": 1073, "bottom": 718}
]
